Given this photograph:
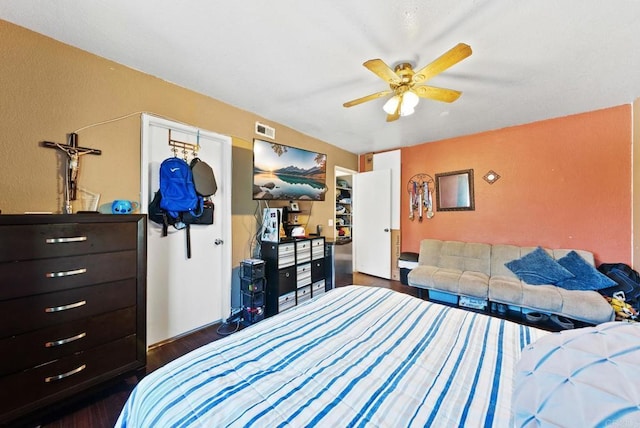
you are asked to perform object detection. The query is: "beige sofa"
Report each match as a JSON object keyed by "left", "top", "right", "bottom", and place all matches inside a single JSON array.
[{"left": 407, "top": 239, "right": 614, "bottom": 326}]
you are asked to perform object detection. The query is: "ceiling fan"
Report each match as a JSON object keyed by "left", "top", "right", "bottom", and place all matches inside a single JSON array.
[{"left": 343, "top": 43, "right": 472, "bottom": 122}]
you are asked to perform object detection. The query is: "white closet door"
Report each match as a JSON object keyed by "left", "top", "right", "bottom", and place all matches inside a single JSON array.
[
  {"left": 141, "top": 114, "right": 232, "bottom": 346},
  {"left": 373, "top": 150, "right": 401, "bottom": 229},
  {"left": 353, "top": 169, "right": 391, "bottom": 279}
]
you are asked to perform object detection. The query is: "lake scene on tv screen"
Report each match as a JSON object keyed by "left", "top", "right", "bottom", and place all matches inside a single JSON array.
[{"left": 253, "top": 139, "right": 327, "bottom": 200}]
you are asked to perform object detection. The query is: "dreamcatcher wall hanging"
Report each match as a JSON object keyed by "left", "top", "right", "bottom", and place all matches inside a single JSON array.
[{"left": 407, "top": 173, "right": 434, "bottom": 221}]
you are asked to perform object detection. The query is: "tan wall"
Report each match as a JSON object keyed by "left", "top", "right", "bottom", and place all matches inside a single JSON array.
[{"left": 0, "top": 20, "right": 358, "bottom": 266}]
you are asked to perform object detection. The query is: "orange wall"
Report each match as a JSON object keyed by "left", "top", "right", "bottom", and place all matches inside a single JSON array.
[{"left": 401, "top": 105, "right": 632, "bottom": 265}]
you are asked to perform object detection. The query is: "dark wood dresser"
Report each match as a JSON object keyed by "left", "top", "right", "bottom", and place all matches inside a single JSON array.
[{"left": 0, "top": 214, "right": 146, "bottom": 425}]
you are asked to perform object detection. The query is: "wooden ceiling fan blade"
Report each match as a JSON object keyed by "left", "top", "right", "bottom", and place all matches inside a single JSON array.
[
  {"left": 343, "top": 90, "right": 392, "bottom": 108},
  {"left": 386, "top": 112, "right": 400, "bottom": 122},
  {"left": 363, "top": 59, "right": 402, "bottom": 84},
  {"left": 413, "top": 85, "right": 462, "bottom": 103},
  {"left": 412, "top": 43, "right": 472, "bottom": 84}
]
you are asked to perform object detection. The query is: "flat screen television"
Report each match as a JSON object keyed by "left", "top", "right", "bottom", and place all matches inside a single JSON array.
[{"left": 253, "top": 139, "right": 327, "bottom": 201}]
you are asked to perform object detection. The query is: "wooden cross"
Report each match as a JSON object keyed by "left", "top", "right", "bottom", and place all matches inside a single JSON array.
[{"left": 42, "top": 133, "right": 101, "bottom": 213}]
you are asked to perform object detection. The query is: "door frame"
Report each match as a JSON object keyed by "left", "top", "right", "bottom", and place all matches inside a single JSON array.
[
  {"left": 335, "top": 166, "right": 357, "bottom": 269},
  {"left": 140, "top": 113, "right": 232, "bottom": 343}
]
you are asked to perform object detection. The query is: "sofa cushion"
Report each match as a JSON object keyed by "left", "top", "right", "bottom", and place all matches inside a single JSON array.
[
  {"left": 407, "top": 265, "right": 438, "bottom": 289},
  {"left": 491, "top": 244, "right": 532, "bottom": 278},
  {"left": 489, "top": 275, "right": 524, "bottom": 305},
  {"left": 490, "top": 278, "right": 564, "bottom": 313},
  {"left": 432, "top": 268, "right": 463, "bottom": 293},
  {"left": 458, "top": 271, "right": 490, "bottom": 298},
  {"left": 504, "top": 247, "right": 574, "bottom": 285},
  {"left": 438, "top": 241, "right": 492, "bottom": 275},
  {"left": 409, "top": 265, "right": 488, "bottom": 297},
  {"left": 418, "top": 239, "right": 491, "bottom": 276},
  {"left": 521, "top": 283, "right": 563, "bottom": 312},
  {"left": 417, "top": 239, "right": 444, "bottom": 267},
  {"left": 556, "top": 288, "right": 615, "bottom": 324},
  {"left": 555, "top": 251, "right": 617, "bottom": 291}
]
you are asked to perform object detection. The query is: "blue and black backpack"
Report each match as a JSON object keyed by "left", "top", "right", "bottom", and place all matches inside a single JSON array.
[
  {"left": 149, "top": 157, "right": 204, "bottom": 258},
  {"left": 159, "top": 157, "right": 202, "bottom": 219}
]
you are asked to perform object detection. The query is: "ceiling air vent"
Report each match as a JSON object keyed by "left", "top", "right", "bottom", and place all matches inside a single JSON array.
[{"left": 255, "top": 122, "right": 275, "bottom": 139}]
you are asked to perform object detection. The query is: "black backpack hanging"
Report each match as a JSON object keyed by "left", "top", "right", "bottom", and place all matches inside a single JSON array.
[
  {"left": 598, "top": 263, "right": 640, "bottom": 305},
  {"left": 148, "top": 131, "right": 218, "bottom": 259},
  {"left": 148, "top": 156, "right": 204, "bottom": 259}
]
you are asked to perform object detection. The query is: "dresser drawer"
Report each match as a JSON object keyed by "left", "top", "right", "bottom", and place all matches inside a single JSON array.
[
  {"left": 0, "top": 307, "right": 136, "bottom": 377},
  {"left": 312, "top": 279, "right": 326, "bottom": 298},
  {"left": 0, "top": 250, "right": 137, "bottom": 300},
  {"left": 296, "top": 263, "right": 312, "bottom": 288},
  {"left": 0, "top": 222, "right": 138, "bottom": 262},
  {"left": 311, "top": 238, "right": 325, "bottom": 260},
  {"left": 311, "top": 258, "right": 325, "bottom": 282},
  {"left": 0, "top": 335, "right": 137, "bottom": 423},
  {"left": 297, "top": 285, "right": 311, "bottom": 303},
  {"left": 296, "top": 240, "right": 311, "bottom": 264},
  {"left": 0, "top": 280, "right": 136, "bottom": 338},
  {"left": 277, "top": 243, "right": 295, "bottom": 268},
  {"left": 278, "top": 266, "right": 296, "bottom": 295},
  {"left": 278, "top": 291, "right": 296, "bottom": 312}
]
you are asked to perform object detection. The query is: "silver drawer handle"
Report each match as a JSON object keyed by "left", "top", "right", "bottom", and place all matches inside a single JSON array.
[
  {"left": 46, "top": 268, "right": 87, "bottom": 278},
  {"left": 45, "top": 300, "right": 86, "bottom": 313},
  {"left": 44, "top": 364, "right": 86, "bottom": 383},
  {"left": 45, "top": 332, "right": 87, "bottom": 348},
  {"left": 45, "top": 236, "right": 88, "bottom": 244}
]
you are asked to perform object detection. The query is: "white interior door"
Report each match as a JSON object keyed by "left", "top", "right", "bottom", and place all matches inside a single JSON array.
[
  {"left": 141, "top": 114, "right": 232, "bottom": 346},
  {"left": 353, "top": 169, "right": 391, "bottom": 279},
  {"left": 373, "top": 150, "right": 401, "bottom": 229}
]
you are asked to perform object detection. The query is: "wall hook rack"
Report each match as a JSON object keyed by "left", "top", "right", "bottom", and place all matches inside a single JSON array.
[
  {"left": 407, "top": 173, "right": 434, "bottom": 221},
  {"left": 168, "top": 129, "right": 199, "bottom": 159}
]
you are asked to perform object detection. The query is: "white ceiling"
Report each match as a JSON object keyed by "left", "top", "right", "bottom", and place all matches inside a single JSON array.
[{"left": 2, "top": 1, "right": 640, "bottom": 154}]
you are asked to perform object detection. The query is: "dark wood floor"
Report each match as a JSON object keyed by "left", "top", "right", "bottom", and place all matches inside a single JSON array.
[{"left": 29, "top": 273, "right": 405, "bottom": 428}]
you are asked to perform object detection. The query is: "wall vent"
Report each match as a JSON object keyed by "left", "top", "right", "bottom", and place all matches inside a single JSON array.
[{"left": 255, "top": 122, "right": 276, "bottom": 139}]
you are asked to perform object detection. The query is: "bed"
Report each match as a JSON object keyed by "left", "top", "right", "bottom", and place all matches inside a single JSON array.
[
  {"left": 513, "top": 320, "right": 640, "bottom": 427},
  {"left": 116, "top": 285, "right": 549, "bottom": 427}
]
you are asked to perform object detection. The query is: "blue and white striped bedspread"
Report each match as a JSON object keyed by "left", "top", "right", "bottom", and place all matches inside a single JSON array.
[{"left": 116, "top": 285, "right": 548, "bottom": 427}]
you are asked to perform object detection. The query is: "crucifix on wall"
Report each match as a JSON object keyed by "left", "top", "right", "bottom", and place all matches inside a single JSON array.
[{"left": 42, "top": 133, "right": 102, "bottom": 213}]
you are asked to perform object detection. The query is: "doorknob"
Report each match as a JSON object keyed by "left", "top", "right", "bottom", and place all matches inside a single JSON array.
[
  {"left": 384, "top": 228, "right": 389, "bottom": 232},
  {"left": 214, "top": 239, "right": 223, "bottom": 245}
]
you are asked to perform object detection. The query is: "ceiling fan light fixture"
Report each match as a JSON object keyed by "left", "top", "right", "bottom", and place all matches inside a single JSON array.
[
  {"left": 382, "top": 92, "right": 419, "bottom": 116},
  {"left": 383, "top": 96, "right": 400, "bottom": 114},
  {"left": 400, "top": 106, "right": 415, "bottom": 116},
  {"left": 403, "top": 91, "right": 419, "bottom": 108},
  {"left": 343, "top": 43, "right": 472, "bottom": 122},
  {"left": 400, "top": 91, "right": 419, "bottom": 116}
]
